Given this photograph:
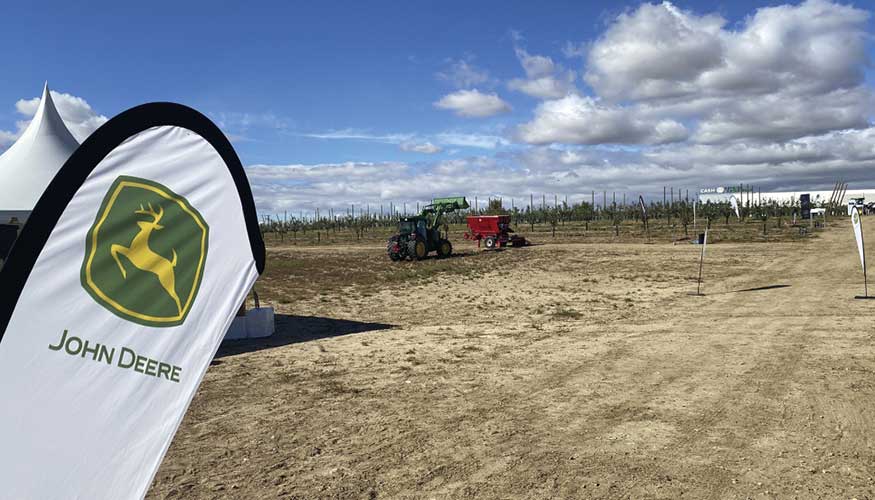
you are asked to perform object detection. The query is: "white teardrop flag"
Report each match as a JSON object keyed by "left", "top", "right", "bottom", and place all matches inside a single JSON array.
[
  {"left": 0, "top": 104, "right": 265, "bottom": 499},
  {"left": 851, "top": 206, "right": 867, "bottom": 297},
  {"left": 638, "top": 195, "right": 647, "bottom": 224},
  {"left": 695, "top": 228, "right": 708, "bottom": 296},
  {"left": 730, "top": 195, "right": 740, "bottom": 220}
]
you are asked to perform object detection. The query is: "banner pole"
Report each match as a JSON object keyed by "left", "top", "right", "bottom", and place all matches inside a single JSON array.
[
  {"left": 696, "top": 229, "right": 707, "bottom": 295},
  {"left": 864, "top": 225, "right": 868, "bottom": 298}
]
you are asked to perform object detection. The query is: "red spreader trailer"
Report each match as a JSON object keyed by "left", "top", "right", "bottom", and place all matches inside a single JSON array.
[{"left": 464, "top": 215, "right": 528, "bottom": 249}]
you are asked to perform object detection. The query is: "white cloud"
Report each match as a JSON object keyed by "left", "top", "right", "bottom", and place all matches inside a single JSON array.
[
  {"left": 400, "top": 141, "right": 442, "bottom": 154},
  {"left": 516, "top": 94, "right": 688, "bottom": 145},
  {"left": 434, "top": 89, "right": 512, "bottom": 117},
  {"left": 585, "top": 1, "right": 726, "bottom": 102},
  {"left": 211, "top": 111, "right": 290, "bottom": 143},
  {"left": 248, "top": 123, "right": 875, "bottom": 215},
  {"left": 579, "top": 0, "right": 872, "bottom": 144},
  {"left": 301, "top": 129, "right": 414, "bottom": 144},
  {"left": 213, "top": 111, "right": 289, "bottom": 132},
  {"left": 515, "top": 48, "right": 556, "bottom": 78},
  {"left": 5, "top": 90, "right": 108, "bottom": 144},
  {"left": 562, "top": 41, "right": 587, "bottom": 59},
  {"left": 194, "top": 1, "right": 875, "bottom": 215},
  {"left": 508, "top": 76, "right": 576, "bottom": 100},
  {"left": 247, "top": 157, "right": 544, "bottom": 214},
  {"left": 301, "top": 128, "right": 510, "bottom": 151},
  {"left": 0, "top": 130, "right": 17, "bottom": 148},
  {"left": 693, "top": 87, "right": 873, "bottom": 144},
  {"left": 435, "top": 132, "right": 510, "bottom": 150},
  {"left": 507, "top": 47, "right": 577, "bottom": 99},
  {"left": 436, "top": 58, "right": 492, "bottom": 88}
]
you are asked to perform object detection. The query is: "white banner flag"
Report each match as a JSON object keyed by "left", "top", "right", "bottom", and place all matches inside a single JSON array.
[
  {"left": 852, "top": 206, "right": 866, "bottom": 275},
  {"left": 0, "top": 103, "right": 265, "bottom": 499},
  {"left": 695, "top": 228, "right": 709, "bottom": 295},
  {"left": 730, "top": 195, "right": 740, "bottom": 220},
  {"left": 638, "top": 195, "right": 647, "bottom": 224}
]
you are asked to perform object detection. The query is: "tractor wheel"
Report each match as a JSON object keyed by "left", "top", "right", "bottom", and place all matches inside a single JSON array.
[
  {"left": 387, "top": 243, "right": 401, "bottom": 261},
  {"left": 437, "top": 239, "right": 452, "bottom": 258},
  {"left": 484, "top": 236, "right": 496, "bottom": 249},
  {"left": 387, "top": 237, "right": 403, "bottom": 261},
  {"left": 408, "top": 238, "right": 427, "bottom": 260}
]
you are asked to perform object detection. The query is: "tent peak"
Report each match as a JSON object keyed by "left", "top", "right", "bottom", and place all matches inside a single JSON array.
[{"left": 0, "top": 83, "right": 80, "bottom": 210}]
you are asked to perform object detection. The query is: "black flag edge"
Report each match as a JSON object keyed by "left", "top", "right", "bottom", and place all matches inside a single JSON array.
[{"left": 0, "top": 102, "right": 266, "bottom": 340}]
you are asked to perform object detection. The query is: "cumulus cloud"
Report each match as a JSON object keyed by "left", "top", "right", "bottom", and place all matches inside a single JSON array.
[
  {"left": 0, "top": 130, "right": 17, "bottom": 148},
  {"left": 642, "top": 126, "right": 875, "bottom": 189},
  {"left": 507, "top": 47, "right": 578, "bottom": 99},
  {"left": 693, "top": 87, "right": 873, "bottom": 144},
  {"left": 248, "top": 123, "right": 875, "bottom": 214},
  {"left": 400, "top": 141, "right": 442, "bottom": 154},
  {"left": 436, "top": 58, "right": 492, "bottom": 88},
  {"left": 561, "top": 41, "right": 588, "bottom": 59},
  {"left": 585, "top": 2, "right": 726, "bottom": 102},
  {"left": 580, "top": 0, "right": 872, "bottom": 144},
  {"left": 247, "top": 158, "right": 543, "bottom": 214},
  {"left": 228, "top": 1, "right": 875, "bottom": 214},
  {"left": 4, "top": 90, "right": 108, "bottom": 144},
  {"left": 516, "top": 95, "right": 688, "bottom": 145},
  {"left": 434, "top": 89, "right": 512, "bottom": 117}
]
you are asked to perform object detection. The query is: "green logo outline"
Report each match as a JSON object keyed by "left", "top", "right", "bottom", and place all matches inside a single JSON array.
[{"left": 80, "top": 175, "right": 209, "bottom": 327}]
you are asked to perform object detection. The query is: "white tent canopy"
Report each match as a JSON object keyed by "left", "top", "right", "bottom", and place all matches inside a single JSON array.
[{"left": 0, "top": 83, "right": 80, "bottom": 212}]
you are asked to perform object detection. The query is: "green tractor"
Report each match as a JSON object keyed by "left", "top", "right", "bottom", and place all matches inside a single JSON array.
[{"left": 387, "top": 197, "right": 470, "bottom": 261}]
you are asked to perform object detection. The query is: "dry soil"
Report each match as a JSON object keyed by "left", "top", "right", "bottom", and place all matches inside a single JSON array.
[{"left": 148, "top": 218, "right": 875, "bottom": 499}]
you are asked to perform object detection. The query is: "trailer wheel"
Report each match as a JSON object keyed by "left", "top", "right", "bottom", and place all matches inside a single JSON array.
[
  {"left": 484, "top": 236, "right": 496, "bottom": 249},
  {"left": 408, "top": 238, "right": 427, "bottom": 260},
  {"left": 437, "top": 239, "right": 452, "bottom": 258}
]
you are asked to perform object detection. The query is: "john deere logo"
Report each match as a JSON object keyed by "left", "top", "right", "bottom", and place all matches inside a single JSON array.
[
  {"left": 81, "top": 176, "right": 209, "bottom": 327},
  {"left": 853, "top": 210, "right": 860, "bottom": 224}
]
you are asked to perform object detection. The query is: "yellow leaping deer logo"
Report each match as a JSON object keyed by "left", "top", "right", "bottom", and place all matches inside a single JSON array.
[
  {"left": 82, "top": 176, "right": 208, "bottom": 327},
  {"left": 110, "top": 203, "right": 183, "bottom": 315}
]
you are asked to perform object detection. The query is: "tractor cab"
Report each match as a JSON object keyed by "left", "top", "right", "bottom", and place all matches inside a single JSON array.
[
  {"left": 398, "top": 218, "right": 416, "bottom": 236},
  {"left": 397, "top": 216, "right": 431, "bottom": 242},
  {"left": 415, "top": 217, "right": 430, "bottom": 242}
]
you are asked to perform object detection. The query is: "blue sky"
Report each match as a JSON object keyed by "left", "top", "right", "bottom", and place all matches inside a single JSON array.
[
  {"left": 0, "top": 1, "right": 631, "bottom": 163},
  {"left": 2, "top": 1, "right": 874, "bottom": 212}
]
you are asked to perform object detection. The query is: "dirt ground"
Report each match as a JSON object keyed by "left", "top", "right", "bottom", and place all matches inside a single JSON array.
[{"left": 148, "top": 218, "right": 875, "bottom": 499}]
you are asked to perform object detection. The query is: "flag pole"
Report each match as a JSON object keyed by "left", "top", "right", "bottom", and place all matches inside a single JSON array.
[
  {"left": 697, "top": 232, "right": 705, "bottom": 295},
  {"left": 864, "top": 229, "right": 868, "bottom": 298}
]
